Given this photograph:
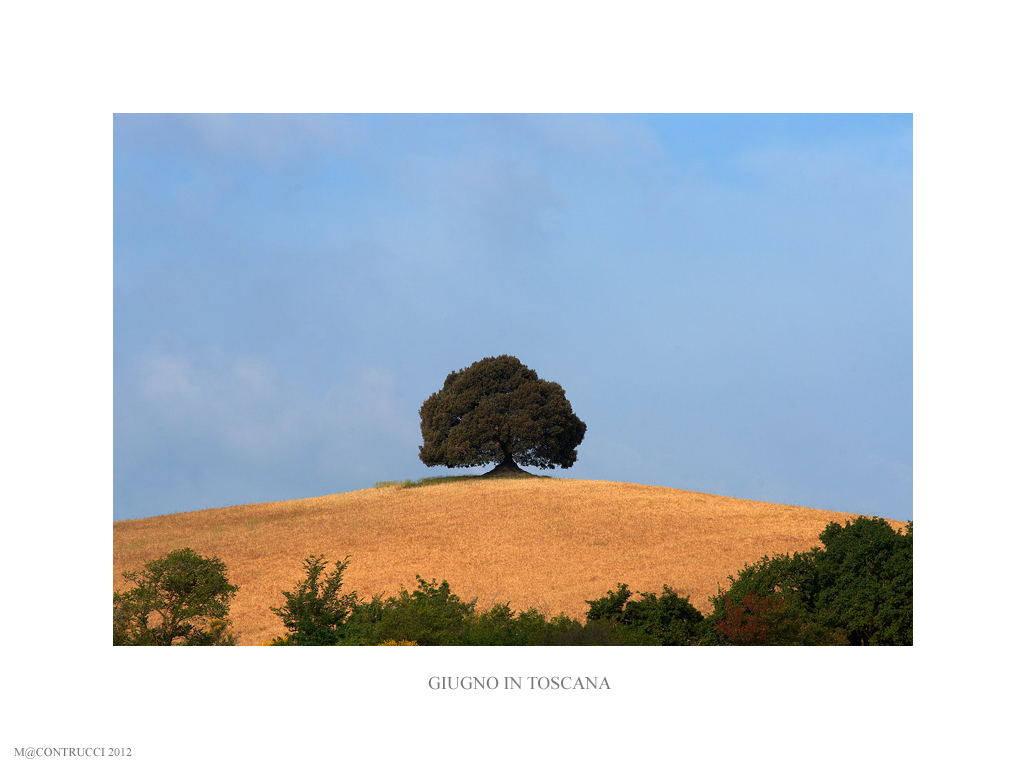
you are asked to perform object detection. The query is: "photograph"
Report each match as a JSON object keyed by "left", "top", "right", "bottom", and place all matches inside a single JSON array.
[
  {"left": 112, "top": 113, "right": 914, "bottom": 650},
  {"left": 10, "top": 4, "right": 1020, "bottom": 755}
]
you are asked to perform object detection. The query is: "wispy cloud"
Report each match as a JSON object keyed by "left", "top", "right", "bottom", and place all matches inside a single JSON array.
[
  {"left": 117, "top": 113, "right": 367, "bottom": 169},
  {"left": 115, "top": 114, "right": 912, "bottom": 521},
  {"left": 114, "top": 349, "right": 421, "bottom": 517}
]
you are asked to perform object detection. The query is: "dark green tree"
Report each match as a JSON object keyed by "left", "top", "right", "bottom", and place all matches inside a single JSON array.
[
  {"left": 341, "top": 577, "right": 640, "bottom": 646},
  {"left": 813, "top": 518, "right": 913, "bottom": 645},
  {"left": 419, "top": 355, "right": 586, "bottom": 475},
  {"left": 113, "top": 547, "right": 238, "bottom": 645},
  {"left": 271, "top": 555, "right": 359, "bottom": 645},
  {"left": 585, "top": 583, "right": 706, "bottom": 645},
  {"left": 704, "top": 517, "right": 912, "bottom": 645},
  {"left": 367, "top": 576, "right": 474, "bottom": 646}
]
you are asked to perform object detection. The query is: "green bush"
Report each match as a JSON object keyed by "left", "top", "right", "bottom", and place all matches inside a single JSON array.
[
  {"left": 814, "top": 518, "right": 913, "bottom": 645},
  {"left": 585, "top": 583, "right": 705, "bottom": 645},
  {"left": 461, "top": 602, "right": 531, "bottom": 646},
  {"left": 545, "top": 615, "right": 646, "bottom": 645},
  {"left": 704, "top": 517, "right": 912, "bottom": 645},
  {"left": 113, "top": 548, "right": 238, "bottom": 646},
  {"left": 585, "top": 583, "right": 634, "bottom": 622},
  {"left": 271, "top": 555, "right": 358, "bottom": 645},
  {"left": 458, "top": 603, "right": 642, "bottom": 646},
  {"left": 291, "top": 566, "right": 646, "bottom": 645},
  {"left": 377, "top": 576, "right": 472, "bottom": 646}
]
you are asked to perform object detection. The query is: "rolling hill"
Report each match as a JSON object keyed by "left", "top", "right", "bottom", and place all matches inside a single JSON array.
[{"left": 112, "top": 478, "right": 906, "bottom": 645}]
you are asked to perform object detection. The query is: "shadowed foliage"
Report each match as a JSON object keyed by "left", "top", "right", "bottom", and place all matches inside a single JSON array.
[
  {"left": 274, "top": 570, "right": 644, "bottom": 646},
  {"left": 113, "top": 547, "right": 238, "bottom": 645},
  {"left": 704, "top": 517, "right": 912, "bottom": 645},
  {"left": 585, "top": 583, "right": 706, "bottom": 645},
  {"left": 419, "top": 355, "right": 586, "bottom": 475},
  {"left": 813, "top": 518, "right": 913, "bottom": 645},
  {"left": 270, "top": 555, "right": 359, "bottom": 646}
]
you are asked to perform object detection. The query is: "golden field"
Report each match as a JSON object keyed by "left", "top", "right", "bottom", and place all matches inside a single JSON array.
[{"left": 113, "top": 478, "right": 906, "bottom": 645}]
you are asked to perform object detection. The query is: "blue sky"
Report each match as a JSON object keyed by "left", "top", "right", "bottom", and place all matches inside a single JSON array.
[{"left": 114, "top": 114, "right": 912, "bottom": 522}]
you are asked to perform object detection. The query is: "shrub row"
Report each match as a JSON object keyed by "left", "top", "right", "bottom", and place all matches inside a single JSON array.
[
  {"left": 707, "top": 517, "right": 914, "bottom": 645},
  {"left": 268, "top": 563, "right": 646, "bottom": 646},
  {"left": 114, "top": 517, "right": 912, "bottom": 646}
]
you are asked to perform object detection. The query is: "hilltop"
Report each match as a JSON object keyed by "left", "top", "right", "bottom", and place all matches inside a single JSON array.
[{"left": 113, "top": 478, "right": 905, "bottom": 645}]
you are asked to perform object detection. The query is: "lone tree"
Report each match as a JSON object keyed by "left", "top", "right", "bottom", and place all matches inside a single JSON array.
[
  {"left": 113, "top": 547, "right": 239, "bottom": 645},
  {"left": 419, "top": 355, "right": 586, "bottom": 476}
]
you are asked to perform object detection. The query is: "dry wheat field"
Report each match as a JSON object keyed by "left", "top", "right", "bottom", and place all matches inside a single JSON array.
[{"left": 112, "top": 478, "right": 905, "bottom": 645}]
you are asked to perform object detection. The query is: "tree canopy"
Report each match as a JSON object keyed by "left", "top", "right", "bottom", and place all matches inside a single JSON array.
[
  {"left": 705, "top": 517, "right": 913, "bottom": 645},
  {"left": 418, "top": 355, "right": 586, "bottom": 474},
  {"left": 113, "top": 547, "right": 238, "bottom": 645}
]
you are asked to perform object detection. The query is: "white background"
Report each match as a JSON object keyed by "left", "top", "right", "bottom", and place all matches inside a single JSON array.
[{"left": 3, "top": 1, "right": 1023, "bottom": 758}]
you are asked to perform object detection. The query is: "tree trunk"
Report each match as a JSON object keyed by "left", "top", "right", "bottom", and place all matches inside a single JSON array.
[{"left": 480, "top": 452, "right": 531, "bottom": 478}]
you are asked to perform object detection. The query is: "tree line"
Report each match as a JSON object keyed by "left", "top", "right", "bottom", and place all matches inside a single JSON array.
[{"left": 113, "top": 516, "right": 912, "bottom": 646}]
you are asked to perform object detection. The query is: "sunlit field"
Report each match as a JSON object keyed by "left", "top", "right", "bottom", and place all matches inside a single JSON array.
[{"left": 113, "top": 478, "right": 905, "bottom": 645}]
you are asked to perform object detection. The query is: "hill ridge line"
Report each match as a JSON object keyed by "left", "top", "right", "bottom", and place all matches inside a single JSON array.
[{"left": 114, "top": 478, "right": 905, "bottom": 644}]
